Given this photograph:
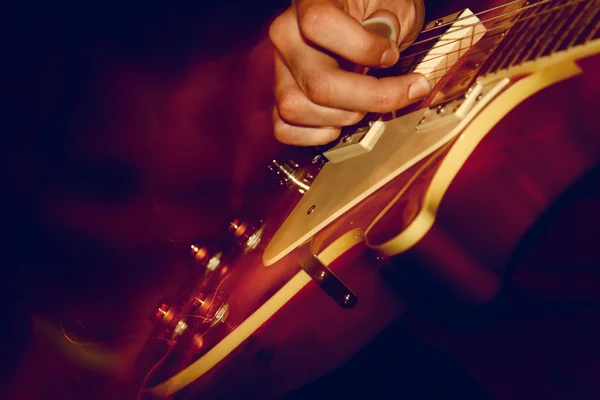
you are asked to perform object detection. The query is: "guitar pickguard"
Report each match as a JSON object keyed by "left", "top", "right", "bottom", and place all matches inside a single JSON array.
[{"left": 263, "top": 78, "right": 510, "bottom": 266}]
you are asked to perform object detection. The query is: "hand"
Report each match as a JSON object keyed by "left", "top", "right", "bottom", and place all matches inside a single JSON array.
[{"left": 269, "top": 0, "right": 429, "bottom": 146}]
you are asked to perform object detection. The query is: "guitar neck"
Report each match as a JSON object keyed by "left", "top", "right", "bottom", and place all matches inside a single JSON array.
[{"left": 395, "top": 0, "right": 599, "bottom": 99}]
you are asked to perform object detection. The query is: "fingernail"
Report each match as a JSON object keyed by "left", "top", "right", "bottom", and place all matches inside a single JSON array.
[
  {"left": 408, "top": 76, "right": 432, "bottom": 101},
  {"left": 380, "top": 42, "right": 399, "bottom": 67}
]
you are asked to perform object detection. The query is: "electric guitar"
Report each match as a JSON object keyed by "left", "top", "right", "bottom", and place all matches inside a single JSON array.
[{"left": 133, "top": 0, "right": 600, "bottom": 398}]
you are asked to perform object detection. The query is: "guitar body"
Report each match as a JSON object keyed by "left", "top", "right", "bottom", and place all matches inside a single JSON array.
[
  {"left": 138, "top": 33, "right": 600, "bottom": 400},
  {"left": 6, "top": 1, "right": 600, "bottom": 399}
]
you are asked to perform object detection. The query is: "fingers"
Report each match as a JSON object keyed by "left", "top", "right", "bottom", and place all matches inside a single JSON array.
[
  {"left": 294, "top": 66, "right": 430, "bottom": 113},
  {"left": 274, "top": 53, "right": 364, "bottom": 127},
  {"left": 271, "top": 9, "right": 365, "bottom": 146},
  {"left": 273, "top": 107, "right": 341, "bottom": 146},
  {"left": 272, "top": 9, "right": 430, "bottom": 114},
  {"left": 295, "top": 1, "right": 401, "bottom": 67},
  {"left": 268, "top": 0, "right": 431, "bottom": 147}
]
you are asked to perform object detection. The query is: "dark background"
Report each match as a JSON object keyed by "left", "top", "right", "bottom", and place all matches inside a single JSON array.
[{"left": 4, "top": 1, "right": 600, "bottom": 399}]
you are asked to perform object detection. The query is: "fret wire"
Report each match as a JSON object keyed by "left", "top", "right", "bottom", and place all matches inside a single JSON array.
[
  {"left": 420, "top": 0, "right": 525, "bottom": 34},
  {"left": 548, "top": 16, "right": 579, "bottom": 53},
  {"left": 538, "top": 1, "right": 576, "bottom": 55},
  {"left": 579, "top": 0, "right": 600, "bottom": 43},
  {"left": 476, "top": 3, "right": 529, "bottom": 77},
  {"left": 584, "top": 19, "right": 600, "bottom": 42},
  {"left": 485, "top": 1, "right": 537, "bottom": 74},
  {"left": 431, "top": 31, "right": 504, "bottom": 78},
  {"left": 398, "top": 0, "right": 588, "bottom": 69},
  {"left": 398, "top": 11, "right": 525, "bottom": 70},
  {"left": 408, "top": 0, "right": 558, "bottom": 51},
  {"left": 574, "top": 1, "right": 600, "bottom": 44},
  {"left": 483, "top": 37, "right": 513, "bottom": 74},
  {"left": 397, "top": 0, "right": 595, "bottom": 78},
  {"left": 397, "top": 27, "right": 505, "bottom": 68},
  {"left": 564, "top": 0, "right": 598, "bottom": 48},
  {"left": 400, "top": 1, "right": 580, "bottom": 75},
  {"left": 494, "top": 2, "right": 542, "bottom": 72},
  {"left": 404, "top": 22, "right": 599, "bottom": 85},
  {"left": 550, "top": 1, "right": 588, "bottom": 52},
  {"left": 507, "top": 1, "right": 557, "bottom": 68},
  {"left": 582, "top": 2, "right": 600, "bottom": 42},
  {"left": 521, "top": 0, "right": 570, "bottom": 62},
  {"left": 403, "top": 27, "right": 511, "bottom": 73},
  {"left": 361, "top": 0, "right": 598, "bottom": 132}
]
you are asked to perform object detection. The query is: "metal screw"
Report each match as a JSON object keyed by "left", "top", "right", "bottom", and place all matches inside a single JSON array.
[
  {"left": 316, "top": 270, "right": 328, "bottom": 281},
  {"left": 307, "top": 205, "right": 316, "bottom": 215},
  {"left": 435, "top": 19, "right": 443, "bottom": 26},
  {"left": 343, "top": 294, "right": 352, "bottom": 304},
  {"left": 312, "top": 155, "right": 322, "bottom": 164},
  {"left": 437, "top": 106, "right": 446, "bottom": 115},
  {"left": 342, "top": 135, "right": 353, "bottom": 143},
  {"left": 476, "top": 93, "right": 483, "bottom": 101}
]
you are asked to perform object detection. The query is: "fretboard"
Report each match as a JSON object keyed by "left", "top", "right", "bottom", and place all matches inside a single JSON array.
[
  {"left": 480, "top": 0, "right": 600, "bottom": 76},
  {"left": 395, "top": 0, "right": 600, "bottom": 81}
]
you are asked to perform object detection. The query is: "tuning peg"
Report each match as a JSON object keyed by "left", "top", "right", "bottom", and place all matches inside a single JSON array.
[
  {"left": 151, "top": 301, "right": 174, "bottom": 325},
  {"left": 150, "top": 301, "right": 189, "bottom": 337},
  {"left": 189, "top": 239, "right": 225, "bottom": 272},
  {"left": 228, "top": 217, "right": 263, "bottom": 252}
]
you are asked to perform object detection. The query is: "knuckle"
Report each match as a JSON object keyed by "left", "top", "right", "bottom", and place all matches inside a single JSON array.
[
  {"left": 298, "top": 3, "right": 330, "bottom": 40},
  {"left": 303, "top": 72, "right": 330, "bottom": 105},
  {"left": 269, "top": 10, "right": 292, "bottom": 47},
  {"left": 273, "top": 120, "right": 293, "bottom": 144},
  {"left": 268, "top": 19, "right": 282, "bottom": 45},
  {"left": 276, "top": 91, "right": 305, "bottom": 123},
  {"left": 345, "top": 111, "right": 366, "bottom": 126},
  {"left": 313, "top": 128, "right": 341, "bottom": 145}
]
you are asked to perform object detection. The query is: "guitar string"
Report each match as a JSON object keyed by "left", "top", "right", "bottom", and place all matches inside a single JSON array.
[
  {"left": 396, "top": 0, "right": 593, "bottom": 77},
  {"left": 357, "top": 1, "right": 594, "bottom": 129},
  {"left": 398, "top": 0, "right": 595, "bottom": 61},
  {"left": 134, "top": 1, "right": 590, "bottom": 389},
  {"left": 408, "top": 0, "right": 570, "bottom": 50},
  {"left": 460, "top": 0, "right": 598, "bottom": 70},
  {"left": 412, "top": 0, "right": 556, "bottom": 49},
  {"left": 420, "top": 0, "right": 525, "bottom": 33},
  {"left": 423, "top": 1, "right": 597, "bottom": 78},
  {"left": 399, "top": 0, "right": 590, "bottom": 65},
  {"left": 402, "top": 9, "right": 566, "bottom": 74}
]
